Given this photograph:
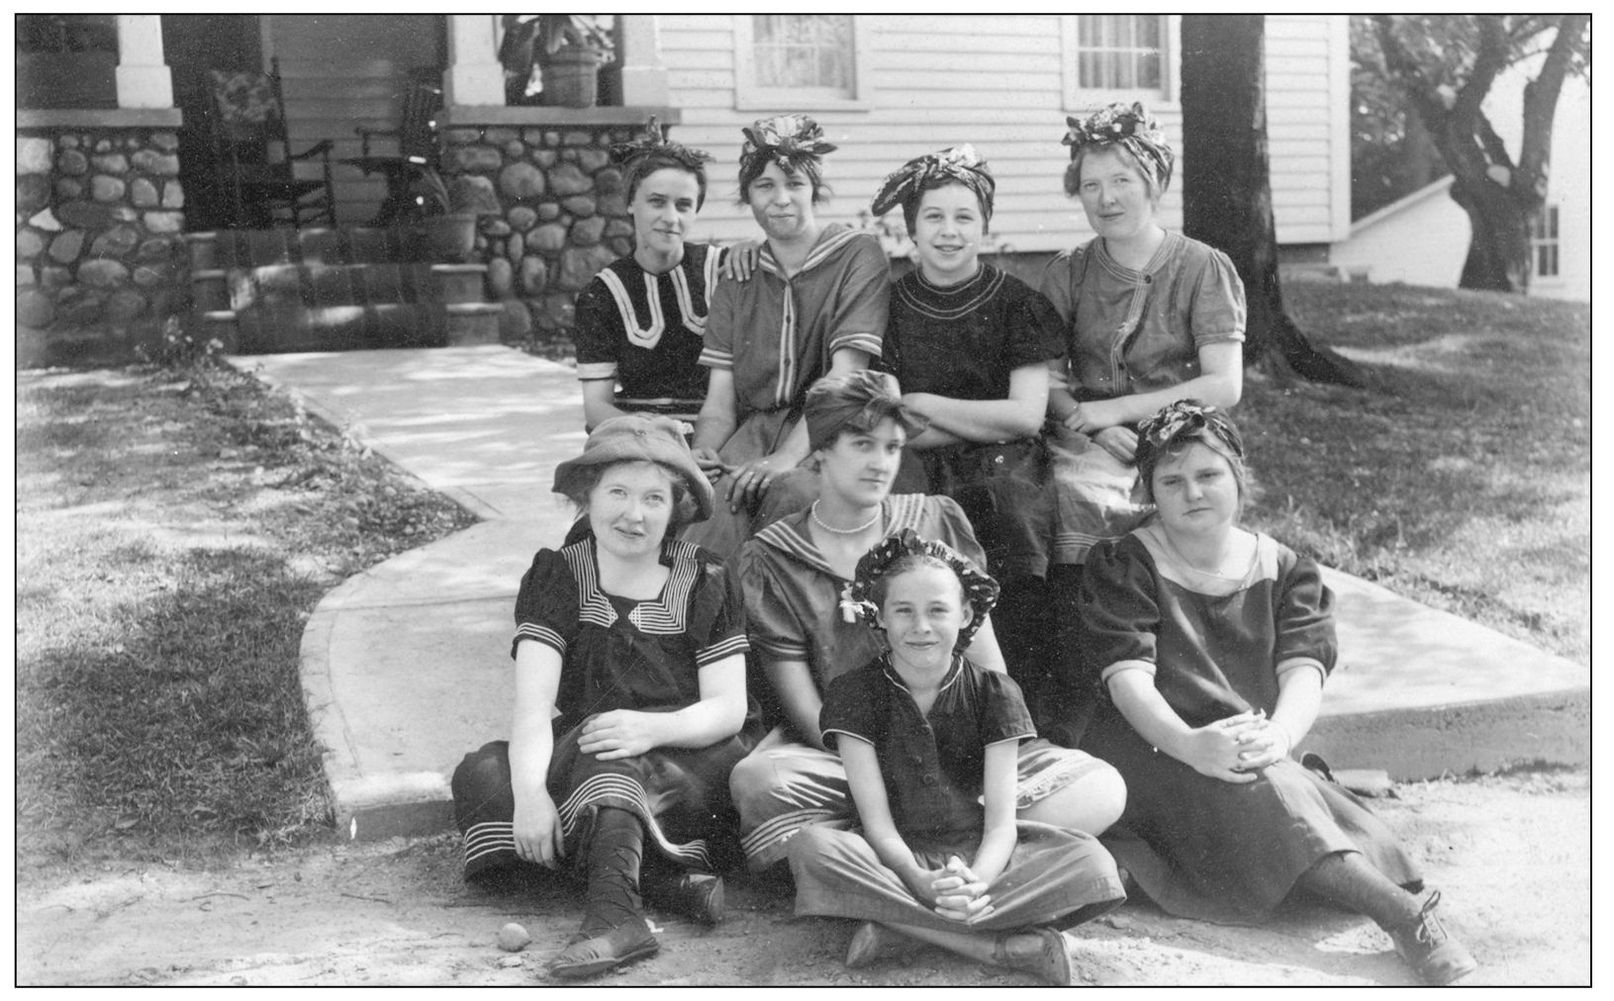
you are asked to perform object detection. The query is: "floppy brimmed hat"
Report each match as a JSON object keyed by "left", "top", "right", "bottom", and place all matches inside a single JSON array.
[{"left": 552, "top": 414, "right": 714, "bottom": 522}]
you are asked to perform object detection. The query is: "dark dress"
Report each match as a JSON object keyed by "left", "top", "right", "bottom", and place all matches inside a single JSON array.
[
  {"left": 786, "top": 654, "right": 1125, "bottom": 934},
  {"left": 1068, "top": 523, "right": 1421, "bottom": 924},
  {"left": 883, "top": 263, "right": 1065, "bottom": 584},
  {"left": 452, "top": 536, "right": 760, "bottom": 879},
  {"left": 574, "top": 243, "right": 725, "bottom": 425}
]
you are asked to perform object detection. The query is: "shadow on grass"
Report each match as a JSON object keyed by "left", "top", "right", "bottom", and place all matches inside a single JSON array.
[{"left": 16, "top": 545, "right": 336, "bottom": 869}]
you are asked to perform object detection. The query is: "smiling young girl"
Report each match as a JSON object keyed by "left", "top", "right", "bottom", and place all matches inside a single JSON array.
[
  {"left": 870, "top": 145, "right": 1068, "bottom": 708},
  {"left": 1071, "top": 401, "right": 1477, "bottom": 985},
  {"left": 785, "top": 530, "right": 1123, "bottom": 985}
]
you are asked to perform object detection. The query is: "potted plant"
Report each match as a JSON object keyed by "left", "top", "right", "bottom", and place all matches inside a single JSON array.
[
  {"left": 501, "top": 15, "right": 615, "bottom": 108},
  {"left": 414, "top": 168, "right": 503, "bottom": 261}
]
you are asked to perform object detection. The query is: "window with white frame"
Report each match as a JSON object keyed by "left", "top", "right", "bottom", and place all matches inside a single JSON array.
[
  {"left": 1065, "top": 15, "right": 1169, "bottom": 103},
  {"left": 734, "top": 15, "right": 868, "bottom": 110},
  {"left": 1530, "top": 204, "right": 1560, "bottom": 279}
]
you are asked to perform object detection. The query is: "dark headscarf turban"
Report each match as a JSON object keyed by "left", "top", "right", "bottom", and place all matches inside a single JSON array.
[
  {"left": 1062, "top": 101, "right": 1175, "bottom": 195},
  {"left": 843, "top": 528, "right": 1000, "bottom": 647},
  {"left": 869, "top": 144, "right": 996, "bottom": 224},
  {"left": 1133, "top": 399, "right": 1245, "bottom": 488},
  {"left": 738, "top": 113, "right": 838, "bottom": 181},
  {"left": 802, "top": 370, "right": 928, "bottom": 454},
  {"left": 608, "top": 115, "right": 714, "bottom": 174}
]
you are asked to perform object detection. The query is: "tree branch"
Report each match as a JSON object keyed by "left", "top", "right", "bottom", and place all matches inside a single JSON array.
[{"left": 1517, "top": 14, "right": 1589, "bottom": 185}]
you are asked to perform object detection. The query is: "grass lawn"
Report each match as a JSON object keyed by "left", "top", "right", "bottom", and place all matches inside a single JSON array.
[
  {"left": 1244, "top": 282, "right": 1589, "bottom": 665},
  {"left": 13, "top": 280, "right": 1589, "bottom": 876},
  {"left": 15, "top": 361, "right": 479, "bottom": 875}
]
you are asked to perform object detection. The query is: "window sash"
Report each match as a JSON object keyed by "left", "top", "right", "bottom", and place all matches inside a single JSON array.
[{"left": 1076, "top": 15, "right": 1163, "bottom": 91}]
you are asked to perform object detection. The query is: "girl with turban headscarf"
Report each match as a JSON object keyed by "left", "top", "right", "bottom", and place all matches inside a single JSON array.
[
  {"left": 682, "top": 114, "right": 890, "bottom": 560},
  {"left": 1037, "top": 103, "right": 1248, "bottom": 723},
  {"left": 727, "top": 371, "right": 1126, "bottom": 880},
  {"left": 869, "top": 144, "right": 1068, "bottom": 709}
]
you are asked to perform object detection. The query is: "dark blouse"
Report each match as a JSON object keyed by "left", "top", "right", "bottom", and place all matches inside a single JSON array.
[
  {"left": 511, "top": 536, "right": 750, "bottom": 736},
  {"left": 821, "top": 655, "right": 1034, "bottom": 848},
  {"left": 574, "top": 243, "right": 725, "bottom": 417},
  {"left": 883, "top": 263, "right": 1065, "bottom": 402}
]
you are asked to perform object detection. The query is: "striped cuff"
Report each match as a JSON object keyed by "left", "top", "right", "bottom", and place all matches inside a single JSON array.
[
  {"left": 696, "top": 633, "right": 750, "bottom": 667},
  {"left": 698, "top": 346, "right": 734, "bottom": 370},
  {"left": 1099, "top": 658, "right": 1156, "bottom": 685}
]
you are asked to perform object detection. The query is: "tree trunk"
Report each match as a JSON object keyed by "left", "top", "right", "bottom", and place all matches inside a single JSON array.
[{"left": 1179, "top": 15, "right": 1364, "bottom": 387}]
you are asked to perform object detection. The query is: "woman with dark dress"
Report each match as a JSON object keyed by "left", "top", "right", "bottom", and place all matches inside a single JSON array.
[
  {"left": 682, "top": 114, "right": 889, "bottom": 559},
  {"left": 869, "top": 144, "right": 1067, "bottom": 705},
  {"left": 451, "top": 415, "right": 760, "bottom": 979},
  {"left": 1071, "top": 400, "right": 1477, "bottom": 985},
  {"left": 573, "top": 118, "right": 726, "bottom": 431}
]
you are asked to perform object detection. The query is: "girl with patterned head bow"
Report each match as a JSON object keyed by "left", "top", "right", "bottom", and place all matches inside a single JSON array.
[
  {"left": 872, "top": 143, "right": 1069, "bottom": 710},
  {"left": 783, "top": 527, "right": 1125, "bottom": 985},
  {"left": 682, "top": 114, "right": 889, "bottom": 560},
  {"left": 573, "top": 117, "right": 739, "bottom": 433},
  {"left": 1066, "top": 400, "right": 1477, "bottom": 984},
  {"left": 1034, "top": 103, "right": 1247, "bottom": 702}
]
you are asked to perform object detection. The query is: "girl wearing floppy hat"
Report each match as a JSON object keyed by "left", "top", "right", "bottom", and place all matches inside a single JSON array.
[
  {"left": 681, "top": 114, "right": 890, "bottom": 560},
  {"left": 450, "top": 414, "right": 761, "bottom": 979},
  {"left": 1067, "top": 401, "right": 1476, "bottom": 985},
  {"left": 786, "top": 530, "right": 1124, "bottom": 985},
  {"left": 727, "top": 371, "right": 1126, "bottom": 880},
  {"left": 870, "top": 144, "right": 1068, "bottom": 712}
]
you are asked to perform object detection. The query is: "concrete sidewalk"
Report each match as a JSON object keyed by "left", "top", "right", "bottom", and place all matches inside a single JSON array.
[{"left": 235, "top": 346, "right": 1590, "bottom": 842}]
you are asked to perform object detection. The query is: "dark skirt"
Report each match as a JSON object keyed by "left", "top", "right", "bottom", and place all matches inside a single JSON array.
[
  {"left": 1082, "top": 709, "right": 1423, "bottom": 925},
  {"left": 452, "top": 721, "right": 754, "bottom": 881},
  {"left": 897, "top": 437, "right": 1054, "bottom": 584}
]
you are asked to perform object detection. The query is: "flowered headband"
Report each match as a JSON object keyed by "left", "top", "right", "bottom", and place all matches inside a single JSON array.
[
  {"left": 841, "top": 529, "right": 1000, "bottom": 647},
  {"left": 803, "top": 370, "right": 929, "bottom": 454},
  {"left": 739, "top": 114, "right": 838, "bottom": 179},
  {"left": 869, "top": 144, "right": 996, "bottom": 222},
  {"left": 1062, "top": 101, "right": 1175, "bottom": 194},
  {"left": 1134, "top": 400, "right": 1245, "bottom": 479},
  {"left": 608, "top": 115, "right": 714, "bottom": 173}
]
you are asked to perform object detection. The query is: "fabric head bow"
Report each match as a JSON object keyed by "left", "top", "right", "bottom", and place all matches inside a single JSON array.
[
  {"left": 802, "top": 370, "right": 929, "bottom": 454},
  {"left": 842, "top": 528, "right": 1000, "bottom": 647},
  {"left": 1061, "top": 101, "right": 1176, "bottom": 194},
  {"left": 739, "top": 114, "right": 838, "bottom": 178},
  {"left": 869, "top": 144, "right": 996, "bottom": 223},
  {"left": 608, "top": 115, "right": 714, "bottom": 173},
  {"left": 1134, "top": 399, "right": 1245, "bottom": 481}
]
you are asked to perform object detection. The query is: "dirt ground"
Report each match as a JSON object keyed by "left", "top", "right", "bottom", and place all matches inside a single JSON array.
[{"left": 15, "top": 768, "right": 1589, "bottom": 987}]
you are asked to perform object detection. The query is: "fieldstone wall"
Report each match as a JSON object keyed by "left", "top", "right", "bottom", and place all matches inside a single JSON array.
[
  {"left": 440, "top": 124, "right": 639, "bottom": 351},
  {"left": 16, "top": 127, "right": 188, "bottom": 365}
]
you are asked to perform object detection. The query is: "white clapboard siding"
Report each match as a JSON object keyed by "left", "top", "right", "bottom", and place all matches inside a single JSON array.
[{"left": 661, "top": 13, "right": 1348, "bottom": 252}]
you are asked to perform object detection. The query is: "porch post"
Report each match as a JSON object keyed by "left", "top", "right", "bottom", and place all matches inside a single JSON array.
[
  {"left": 612, "top": 15, "right": 669, "bottom": 107},
  {"left": 444, "top": 14, "right": 507, "bottom": 107},
  {"left": 114, "top": 14, "right": 173, "bottom": 109}
]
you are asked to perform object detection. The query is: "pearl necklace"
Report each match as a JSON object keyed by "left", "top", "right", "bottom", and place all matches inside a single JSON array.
[{"left": 810, "top": 501, "right": 882, "bottom": 536}]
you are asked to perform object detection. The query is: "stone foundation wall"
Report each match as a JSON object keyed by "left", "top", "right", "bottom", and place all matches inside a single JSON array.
[
  {"left": 440, "top": 123, "right": 640, "bottom": 352},
  {"left": 16, "top": 124, "right": 188, "bottom": 366}
]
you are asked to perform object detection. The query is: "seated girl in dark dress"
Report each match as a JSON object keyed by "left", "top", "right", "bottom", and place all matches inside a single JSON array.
[
  {"left": 787, "top": 530, "right": 1123, "bottom": 985},
  {"left": 1068, "top": 400, "right": 1477, "bottom": 985},
  {"left": 451, "top": 415, "right": 760, "bottom": 979}
]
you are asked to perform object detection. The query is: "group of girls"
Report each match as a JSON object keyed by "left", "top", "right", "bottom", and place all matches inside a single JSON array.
[{"left": 448, "top": 105, "right": 1477, "bottom": 986}]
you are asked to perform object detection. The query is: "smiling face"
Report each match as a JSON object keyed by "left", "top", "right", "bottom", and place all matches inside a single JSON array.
[
  {"left": 585, "top": 461, "right": 676, "bottom": 560},
  {"left": 1150, "top": 441, "right": 1241, "bottom": 539},
  {"left": 630, "top": 167, "right": 702, "bottom": 265},
  {"left": 911, "top": 182, "right": 984, "bottom": 285},
  {"left": 1075, "top": 146, "right": 1160, "bottom": 243},
  {"left": 747, "top": 161, "right": 818, "bottom": 244},
  {"left": 815, "top": 417, "right": 906, "bottom": 509},
  {"left": 877, "top": 562, "right": 972, "bottom": 676}
]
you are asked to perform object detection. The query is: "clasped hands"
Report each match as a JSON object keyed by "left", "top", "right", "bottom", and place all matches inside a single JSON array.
[
  {"left": 692, "top": 448, "right": 786, "bottom": 513},
  {"left": 916, "top": 855, "right": 996, "bottom": 924},
  {"left": 1180, "top": 710, "right": 1293, "bottom": 784}
]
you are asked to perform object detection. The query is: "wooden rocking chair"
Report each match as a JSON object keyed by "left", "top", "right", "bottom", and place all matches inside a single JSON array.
[
  {"left": 346, "top": 67, "right": 445, "bottom": 225},
  {"left": 206, "top": 56, "right": 336, "bottom": 229}
]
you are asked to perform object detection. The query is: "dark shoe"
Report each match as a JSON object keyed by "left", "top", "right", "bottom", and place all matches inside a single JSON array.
[
  {"left": 548, "top": 920, "right": 660, "bottom": 980},
  {"left": 1387, "top": 891, "right": 1477, "bottom": 985},
  {"left": 644, "top": 872, "right": 726, "bottom": 926},
  {"left": 845, "top": 921, "right": 906, "bottom": 969},
  {"left": 993, "top": 927, "right": 1074, "bottom": 985}
]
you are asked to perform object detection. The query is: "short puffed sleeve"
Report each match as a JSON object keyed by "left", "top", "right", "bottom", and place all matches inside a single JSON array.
[
  {"left": 819, "top": 663, "right": 886, "bottom": 750},
  {"left": 699, "top": 273, "right": 739, "bottom": 371},
  {"left": 511, "top": 548, "right": 581, "bottom": 659},
  {"left": 736, "top": 542, "right": 811, "bottom": 664},
  {"left": 973, "top": 666, "right": 1037, "bottom": 745},
  {"left": 1186, "top": 242, "right": 1248, "bottom": 348},
  {"left": 823, "top": 233, "right": 891, "bottom": 361},
  {"left": 1036, "top": 243, "right": 1094, "bottom": 328},
  {"left": 685, "top": 552, "right": 751, "bottom": 668},
  {"left": 1273, "top": 546, "right": 1338, "bottom": 675},
  {"left": 573, "top": 272, "right": 621, "bottom": 382},
  {"left": 1076, "top": 535, "right": 1162, "bottom": 684},
  {"left": 1003, "top": 276, "right": 1066, "bottom": 372}
]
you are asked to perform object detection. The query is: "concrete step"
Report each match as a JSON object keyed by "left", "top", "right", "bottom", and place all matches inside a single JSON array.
[
  {"left": 185, "top": 225, "right": 472, "bottom": 270},
  {"left": 220, "top": 301, "right": 505, "bottom": 354}
]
